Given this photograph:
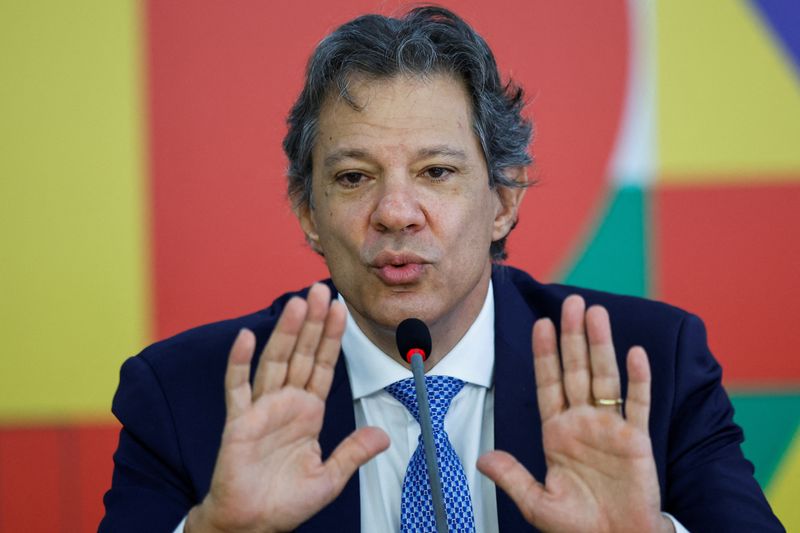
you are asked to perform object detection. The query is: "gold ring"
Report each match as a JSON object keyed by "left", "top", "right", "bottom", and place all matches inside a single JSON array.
[{"left": 594, "top": 398, "right": 623, "bottom": 407}]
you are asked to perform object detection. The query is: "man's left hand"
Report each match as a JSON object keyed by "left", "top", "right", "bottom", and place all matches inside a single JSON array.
[{"left": 477, "top": 295, "right": 674, "bottom": 533}]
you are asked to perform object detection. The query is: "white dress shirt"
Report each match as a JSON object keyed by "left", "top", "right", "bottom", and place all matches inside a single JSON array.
[{"left": 340, "top": 284, "right": 499, "bottom": 533}]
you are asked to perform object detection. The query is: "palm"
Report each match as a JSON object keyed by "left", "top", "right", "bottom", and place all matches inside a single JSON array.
[
  {"left": 478, "top": 296, "right": 670, "bottom": 533},
  {"left": 209, "top": 389, "right": 329, "bottom": 531},
  {"left": 535, "top": 408, "right": 661, "bottom": 532}
]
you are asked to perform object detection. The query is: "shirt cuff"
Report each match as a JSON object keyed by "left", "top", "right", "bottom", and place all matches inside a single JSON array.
[{"left": 663, "top": 512, "right": 690, "bottom": 532}]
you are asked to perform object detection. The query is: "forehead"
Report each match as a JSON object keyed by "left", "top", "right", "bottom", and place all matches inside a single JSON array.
[{"left": 313, "top": 73, "right": 480, "bottom": 163}]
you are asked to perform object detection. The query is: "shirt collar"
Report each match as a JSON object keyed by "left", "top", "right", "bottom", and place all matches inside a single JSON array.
[{"left": 340, "top": 281, "right": 495, "bottom": 399}]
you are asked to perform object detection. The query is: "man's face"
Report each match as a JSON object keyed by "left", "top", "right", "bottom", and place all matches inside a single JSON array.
[{"left": 298, "top": 73, "right": 524, "bottom": 357}]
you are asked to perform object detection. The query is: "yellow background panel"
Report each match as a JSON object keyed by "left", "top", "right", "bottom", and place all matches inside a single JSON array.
[
  {"left": 0, "top": 1, "right": 149, "bottom": 421},
  {"left": 657, "top": 0, "right": 800, "bottom": 181},
  {"left": 767, "top": 428, "right": 800, "bottom": 530}
]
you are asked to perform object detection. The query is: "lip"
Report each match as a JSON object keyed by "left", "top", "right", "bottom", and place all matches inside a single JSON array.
[{"left": 369, "top": 252, "right": 429, "bottom": 285}]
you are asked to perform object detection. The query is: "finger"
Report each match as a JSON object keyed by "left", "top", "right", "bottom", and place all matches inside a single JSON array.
[
  {"left": 252, "top": 296, "right": 308, "bottom": 398},
  {"left": 224, "top": 329, "right": 256, "bottom": 420},
  {"left": 625, "top": 346, "right": 651, "bottom": 432},
  {"left": 477, "top": 450, "right": 545, "bottom": 525},
  {"left": 307, "top": 300, "right": 347, "bottom": 400},
  {"left": 323, "top": 427, "right": 390, "bottom": 496},
  {"left": 286, "top": 283, "right": 331, "bottom": 389},
  {"left": 585, "top": 305, "right": 622, "bottom": 411},
  {"left": 560, "top": 295, "right": 591, "bottom": 406},
  {"left": 533, "top": 317, "right": 565, "bottom": 423}
]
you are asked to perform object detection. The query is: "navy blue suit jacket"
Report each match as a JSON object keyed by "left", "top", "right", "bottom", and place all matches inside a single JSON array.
[{"left": 100, "top": 266, "right": 782, "bottom": 531}]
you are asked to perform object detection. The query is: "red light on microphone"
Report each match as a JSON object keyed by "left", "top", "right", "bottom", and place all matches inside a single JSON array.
[{"left": 405, "top": 348, "right": 427, "bottom": 364}]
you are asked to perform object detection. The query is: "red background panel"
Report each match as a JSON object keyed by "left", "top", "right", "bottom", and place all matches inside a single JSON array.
[
  {"left": 0, "top": 428, "right": 62, "bottom": 532},
  {"left": 654, "top": 180, "right": 800, "bottom": 385},
  {"left": 75, "top": 426, "right": 120, "bottom": 531},
  {"left": 146, "top": 0, "right": 628, "bottom": 339},
  {"left": 0, "top": 425, "right": 119, "bottom": 532}
]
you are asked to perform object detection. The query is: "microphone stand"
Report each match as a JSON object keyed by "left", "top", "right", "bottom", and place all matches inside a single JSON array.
[{"left": 410, "top": 352, "right": 448, "bottom": 533}]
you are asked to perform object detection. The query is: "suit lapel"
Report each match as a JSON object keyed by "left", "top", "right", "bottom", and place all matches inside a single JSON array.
[{"left": 492, "top": 268, "right": 546, "bottom": 532}]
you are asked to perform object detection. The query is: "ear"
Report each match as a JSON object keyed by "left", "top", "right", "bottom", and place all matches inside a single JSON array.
[
  {"left": 492, "top": 166, "right": 528, "bottom": 242},
  {"left": 294, "top": 202, "right": 324, "bottom": 255}
]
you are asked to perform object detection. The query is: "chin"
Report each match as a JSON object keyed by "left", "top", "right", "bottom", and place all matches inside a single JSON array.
[{"left": 363, "top": 294, "right": 436, "bottom": 327}]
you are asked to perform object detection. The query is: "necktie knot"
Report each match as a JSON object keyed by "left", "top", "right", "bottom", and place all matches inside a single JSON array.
[{"left": 385, "top": 375, "right": 465, "bottom": 432}]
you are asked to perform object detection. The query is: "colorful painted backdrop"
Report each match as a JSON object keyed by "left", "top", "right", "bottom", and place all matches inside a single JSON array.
[{"left": 1, "top": 1, "right": 798, "bottom": 530}]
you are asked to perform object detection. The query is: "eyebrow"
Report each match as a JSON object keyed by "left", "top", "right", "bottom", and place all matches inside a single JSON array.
[
  {"left": 322, "top": 145, "right": 469, "bottom": 169},
  {"left": 323, "top": 149, "right": 370, "bottom": 169},
  {"left": 416, "top": 145, "right": 469, "bottom": 162}
]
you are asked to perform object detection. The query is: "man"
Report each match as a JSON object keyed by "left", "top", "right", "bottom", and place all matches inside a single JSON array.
[{"left": 100, "top": 7, "right": 783, "bottom": 532}]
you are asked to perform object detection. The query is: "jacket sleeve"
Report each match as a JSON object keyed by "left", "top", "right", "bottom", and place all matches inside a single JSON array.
[
  {"left": 99, "top": 355, "right": 196, "bottom": 532},
  {"left": 664, "top": 313, "right": 784, "bottom": 531}
]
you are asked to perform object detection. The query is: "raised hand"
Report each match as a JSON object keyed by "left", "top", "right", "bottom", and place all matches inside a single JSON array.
[
  {"left": 186, "top": 283, "right": 389, "bottom": 533},
  {"left": 478, "top": 295, "right": 673, "bottom": 533}
]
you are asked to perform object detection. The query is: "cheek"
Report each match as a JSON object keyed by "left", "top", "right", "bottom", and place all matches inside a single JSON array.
[
  {"left": 436, "top": 208, "right": 494, "bottom": 264},
  {"left": 462, "top": 196, "right": 498, "bottom": 235},
  {"left": 316, "top": 204, "right": 366, "bottom": 254}
]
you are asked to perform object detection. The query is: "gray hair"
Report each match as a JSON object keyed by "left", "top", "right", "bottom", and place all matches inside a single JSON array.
[{"left": 283, "top": 5, "right": 533, "bottom": 260}]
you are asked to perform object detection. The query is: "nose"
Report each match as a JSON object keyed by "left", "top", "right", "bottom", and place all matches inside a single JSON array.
[{"left": 369, "top": 179, "right": 426, "bottom": 234}]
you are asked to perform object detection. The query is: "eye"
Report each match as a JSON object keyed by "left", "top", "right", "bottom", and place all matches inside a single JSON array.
[
  {"left": 335, "top": 171, "right": 369, "bottom": 188},
  {"left": 422, "top": 166, "right": 453, "bottom": 181}
]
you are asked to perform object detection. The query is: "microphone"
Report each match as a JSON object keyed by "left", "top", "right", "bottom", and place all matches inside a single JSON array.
[
  {"left": 396, "top": 317, "right": 432, "bottom": 365},
  {"left": 396, "top": 318, "right": 448, "bottom": 533}
]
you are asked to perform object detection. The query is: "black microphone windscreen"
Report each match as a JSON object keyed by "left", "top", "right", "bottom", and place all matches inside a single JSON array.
[{"left": 396, "top": 318, "right": 432, "bottom": 360}]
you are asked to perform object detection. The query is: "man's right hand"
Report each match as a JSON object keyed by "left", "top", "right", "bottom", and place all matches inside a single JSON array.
[{"left": 185, "top": 283, "right": 389, "bottom": 533}]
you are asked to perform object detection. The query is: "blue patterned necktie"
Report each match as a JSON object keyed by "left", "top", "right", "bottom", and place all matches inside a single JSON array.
[{"left": 385, "top": 375, "right": 476, "bottom": 533}]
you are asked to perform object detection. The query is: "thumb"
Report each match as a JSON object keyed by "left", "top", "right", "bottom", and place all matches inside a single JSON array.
[
  {"left": 324, "top": 427, "right": 390, "bottom": 494},
  {"left": 477, "top": 450, "right": 545, "bottom": 525}
]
